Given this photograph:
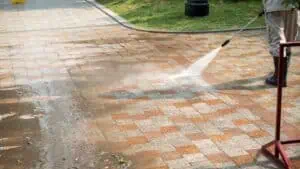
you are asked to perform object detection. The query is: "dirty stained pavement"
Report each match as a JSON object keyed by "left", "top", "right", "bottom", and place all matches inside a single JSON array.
[{"left": 0, "top": 0, "right": 300, "bottom": 169}]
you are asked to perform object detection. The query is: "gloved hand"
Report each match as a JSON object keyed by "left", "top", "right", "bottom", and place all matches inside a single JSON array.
[{"left": 258, "top": 10, "right": 265, "bottom": 17}]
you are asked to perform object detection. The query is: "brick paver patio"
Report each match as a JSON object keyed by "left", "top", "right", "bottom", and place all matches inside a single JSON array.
[{"left": 0, "top": 0, "right": 299, "bottom": 169}]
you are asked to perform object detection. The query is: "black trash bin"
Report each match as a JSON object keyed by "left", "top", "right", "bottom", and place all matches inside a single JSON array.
[{"left": 185, "top": 0, "right": 209, "bottom": 17}]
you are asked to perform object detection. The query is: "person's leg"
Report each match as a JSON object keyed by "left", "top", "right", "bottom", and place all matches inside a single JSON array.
[
  {"left": 265, "top": 10, "right": 298, "bottom": 87},
  {"left": 282, "top": 9, "right": 298, "bottom": 85},
  {"left": 284, "top": 9, "right": 298, "bottom": 43},
  {"left": 265, "top": 11, "right": 283, "bottom": 86},
  {"left": 297, "top": 10, "right": 300, "bottom": 40}
]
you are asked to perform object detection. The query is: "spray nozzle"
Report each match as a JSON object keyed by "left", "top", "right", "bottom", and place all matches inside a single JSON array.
[
  {"left": 221, "top": 10, "right": 263, "bottom": 48},
  {"left": 221, "top": 39, "right": 231, "bottom": 47}
]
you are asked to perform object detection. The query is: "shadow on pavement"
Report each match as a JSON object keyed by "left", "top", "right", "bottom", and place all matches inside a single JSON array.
[{"left": 98, "top": 76, "right": 274, "bottom": 100}]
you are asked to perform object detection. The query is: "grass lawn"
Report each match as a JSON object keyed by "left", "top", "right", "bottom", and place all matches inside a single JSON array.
[{"left": 97, "top": 0, "right": 265, "bottom": 31}]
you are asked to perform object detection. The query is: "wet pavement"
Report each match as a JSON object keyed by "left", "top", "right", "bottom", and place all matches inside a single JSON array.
[{"left": 0, "top": 0, "right": 300, "bottom": 169}]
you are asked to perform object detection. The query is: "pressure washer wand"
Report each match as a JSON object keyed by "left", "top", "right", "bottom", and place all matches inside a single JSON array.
[{"left": 221, "top": 10, "right": 264, "bottom": 48}]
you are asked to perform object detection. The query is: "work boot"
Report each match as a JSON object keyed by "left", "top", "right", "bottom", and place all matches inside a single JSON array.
[
  {"left": 265, "top": 57, "right": 279, "bottom": 86},
  {"left": 265, "top": 57, "right": 288, "bottom": 87}
]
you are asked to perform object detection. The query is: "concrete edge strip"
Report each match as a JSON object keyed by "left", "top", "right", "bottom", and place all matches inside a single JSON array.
[
  {"left": 86, "top": 0, "right": 266, "bottom": 34},
  {"left": 86, "top": 0, "right": 128, "bottom": 24},
  {"left": 0, "top": 24, "right": 121, "bottom": 34}
]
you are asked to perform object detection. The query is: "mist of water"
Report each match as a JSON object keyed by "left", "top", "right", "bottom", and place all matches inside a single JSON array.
[
  {"left": 171, "top": 47, "right": 222, "bottom": 79},
  {"left": 0, "top": 112, "right": 16, "bottom": 121}
]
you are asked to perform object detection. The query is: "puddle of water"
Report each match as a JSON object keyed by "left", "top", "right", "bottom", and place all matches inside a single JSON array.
[
  {"left": 0, "top": 138, "right": 9, "bottom": 142},
  {"left": 0, "top": 112, "right": 16, "bottom": 121},
  {"left": 19, "top": 114, "right": 43, "bottom": 120},
  {"left": 0, "top": 145, "right": 21, "bottom": 151}
]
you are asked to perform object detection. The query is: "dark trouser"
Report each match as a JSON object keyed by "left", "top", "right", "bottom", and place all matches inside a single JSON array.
[{"left": 265, "top": 10, "right": 298, "bottom": 57}]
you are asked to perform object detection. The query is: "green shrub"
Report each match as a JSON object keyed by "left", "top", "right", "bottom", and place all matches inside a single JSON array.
[{"left": 283, "top": 0, "right": 300, "bottom": 8}]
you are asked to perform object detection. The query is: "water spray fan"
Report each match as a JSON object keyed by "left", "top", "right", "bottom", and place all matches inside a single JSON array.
[
  {"left": 170, "top": 10, "right": 264, "bottom": 80},
  {"left": 221, "top": 10, "right": 265, "bottom": 48}
]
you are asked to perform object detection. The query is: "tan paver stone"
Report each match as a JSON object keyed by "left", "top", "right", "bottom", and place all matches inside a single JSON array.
[
  {"left": 190, "top": 160, "right": 215, "bottom": 169},
  {"left": 185, "top": 132, "right": 209, "bottom": 141},
  {"left": 119, "top": 124, "right": 139, "bottom": 131},
  {"left": 193, "top": 139, "right": 222, "bottom": 155},
  {"left": 211, "top": 133, "right": 233, "bottom": 142},
  {"left": 144, "top": 131, "right": 164, "bottom": 140},
  {"left": 128, "top": 136, "right": 148, "bottom": 145},
  {"left": 170, "top": 115, "right": 190, "bottom": 124},
  {"left": 232, "top": 154, "right": 255, "bottom": 166},
  {"left": 160, "top": 126, "right": 179, "bottom": 134},
  {"left": 207, "top": 152, "right": 232, "bottom": 163},
  {"left": 233, "top": 119, "right": 252, "bottom": 126},
  {"left": 112, "top": 113, "right": 130, "bottom": 120},
  {"left": 214, "top": 162, "right": 237, "bottom": 169},
  {"left": 166, "top": 158, "right": 191, "bottom": 169},
  {"left": 162, "top": 151, "right": 182, "bottom": 161},
  {"left": 248, "top": 129, "right": 270, "bottom": 138},
  {"left": 165, "top": 132, "right": 193, "bottom": 147},
  {"left": 176, "top": 145, "right": 200, "bottom": 155},
  {"left": 147, "top": 166, "right": 169, "bottom": 169},
  {"left": 125, "top": 130, "right": 144, "bottom": 137}
]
